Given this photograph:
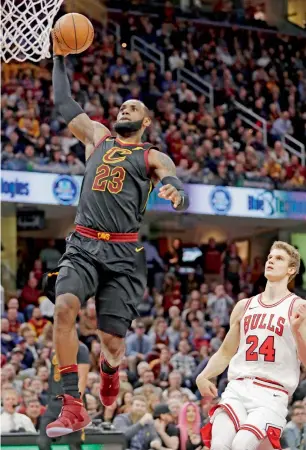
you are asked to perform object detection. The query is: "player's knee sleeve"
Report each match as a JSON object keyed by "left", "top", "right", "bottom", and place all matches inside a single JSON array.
[
  {"left": 232, "top": 430, "right": 260, "bottom": 450},
  {"left": 211, "top": 410, "right": 236, "bottom": 450}
]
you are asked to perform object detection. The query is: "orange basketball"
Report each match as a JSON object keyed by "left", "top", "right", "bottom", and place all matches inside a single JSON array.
[{"left": 53, "top": 13, "right": 94, "bottom": 54}]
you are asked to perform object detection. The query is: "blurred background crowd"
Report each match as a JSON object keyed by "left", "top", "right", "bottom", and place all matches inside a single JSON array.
[
  {"left": 1, "top": 9, "right": 306, "bottom": 190},
  {"left": 1, "top": 236, "right": 306, "bottom": 448}
]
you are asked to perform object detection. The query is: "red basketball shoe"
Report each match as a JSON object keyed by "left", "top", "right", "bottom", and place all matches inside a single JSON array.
[
  {"left": 46, "top": 394, "right": 91, "bottom": 438},
  {"left": 99, "top": 356, "right": 120, "bottom": 406}
]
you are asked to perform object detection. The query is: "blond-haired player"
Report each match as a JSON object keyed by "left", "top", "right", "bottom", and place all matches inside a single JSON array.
[{"left": 196, "top": 241, "right": 306, "bottom": 450}]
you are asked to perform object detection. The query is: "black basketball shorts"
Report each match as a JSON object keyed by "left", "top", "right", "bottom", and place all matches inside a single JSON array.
[{"left": 45, "top": 231, "right": 147, "bottom": 337}]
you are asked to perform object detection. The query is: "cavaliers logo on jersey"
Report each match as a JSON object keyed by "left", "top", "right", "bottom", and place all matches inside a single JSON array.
[
  {"left": 103, "top": 147, "right": 132, "bottom": 164},
  {"left": 102, "top": 146, "right": 144, "bottom": 164}
]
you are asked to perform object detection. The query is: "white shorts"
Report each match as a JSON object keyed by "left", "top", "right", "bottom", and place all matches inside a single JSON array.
[{"left": 212, "top": 379, "right": 288, "bottom": 444}]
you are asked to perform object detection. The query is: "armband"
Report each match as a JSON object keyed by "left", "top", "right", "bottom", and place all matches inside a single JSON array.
[{"left": 161, "top": 176, "right": 189, "bottom": 211}]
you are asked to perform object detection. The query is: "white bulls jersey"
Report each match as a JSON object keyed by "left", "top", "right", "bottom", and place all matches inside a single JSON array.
[{"left": 228, "top": 293, "right": 301, "bottom": 395}]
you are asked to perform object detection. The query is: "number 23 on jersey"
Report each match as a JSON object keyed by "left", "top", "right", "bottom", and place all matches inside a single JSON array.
[{"left": 92, "top": 164, "right": 126, "bottom": 194}]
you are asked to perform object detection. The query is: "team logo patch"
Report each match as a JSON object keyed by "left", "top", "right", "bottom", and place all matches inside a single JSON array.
[
  {"left": 53, "top": 175, "right": 79, "bottom": 205},
  {"left": 210, "top": 187, "right": 232, "bottom": 215}
]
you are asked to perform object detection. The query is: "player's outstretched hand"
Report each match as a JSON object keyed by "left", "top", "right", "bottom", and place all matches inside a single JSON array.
[
  {"left": 196, "top": 376, "right": 218, "bottom": 398},
  {"left": 51, "top": 29, "right": 70, "bottom": 57},
  {"left": 291, "top": 303, "right": 306, "bottom": 332},
  {"left": 158, "top": 184, "right": 181, "bottom": 208}
]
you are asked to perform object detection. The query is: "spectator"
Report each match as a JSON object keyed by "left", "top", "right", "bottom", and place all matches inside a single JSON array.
[
  {"left": 163, "top": 371, "right": 196, "bottom": 402},
  {"left": 207, "top": 285, "right": 234, "bottom": 328},
  {"left": 10, "top": 347, "right": 27, "bottom": 371},
  {"left": 119, "top": 391, "right": 134, "bottom": 414},
  {"left": 29, "top": 259, "right": 44, "bottom": 284},
  {"left": 66, "top": 151, "right": 85, "bottom": 175},
  {"left": 16, "top": 336, "right": 37, "bottom": 368},
  {"left": 28, "top": 307, "right": 50, "bottom": 337},
  {"left": 3, "top": 298, "right": 25, "bottom": 323},
  {"left": 170, "top": 340, "right": 196, "bottom": 386},
  {"left": 113, "top": 395, "right": 161, "bottom": 450},
  {"left": 150, "top": 347, "right": 173, "bottom": 386},
  {"left": 1, "top": 318, "right": 15, "bottom": 355},
  {"left": 222, "top": 243, "right": 242, "bottom": 295},
  {"left": 137, "top": 288, "right": 154, "bottom": 321},
  {"left": 20, "top": 277, "right": 41, "bottom": 319},
  {"left": 6, "top": 308, "right": 21, "bottom": 337},
  {"left": 162, "top": 274, "right": 183, "bottom": 314},
  {"left": 89, "top": 339, "right": 101, "bottom": 372},
  {"left": 29, "top": 376, "right": 48, "bottom": 406},
  {"left": 202, "top": 238, "right": 223, "bottom": 285},
  {"left": 153, "top": 404, "right": 180, "bottom": 450},
  {"left": 1, "top": 389, "right": 36, "bottom": 433},
  {"left": 164, "top": 239, "right": 183, "bottom": 269},
  {"left": 282, "top": 404, "right": 306, "bottom": 449},
  {"left": 150, "top": 318, "right": 170, "bottom": 350},
  {"left": 79, "top": 299, "right": 98, "bottom": 347},
  {"left": 271, "top": 111, "right": 293, "bottom": 139},
  {"left": 142, "top": 237, "right": 164, "bottom": 292},
  {"left": 85, "top": 393, "right": 100, "bottom": 419},
  {"left": 39, "top": 240, "right": 61, "bottom": 271},
  {"left": 178, "top": 402, "right": 202, "bottom": 450},
  {"left": 24, "top": 398, "right": 42, "bottom": 431},
  {"left": 126, "top": 322, "right": 153, "bottom": 373}
]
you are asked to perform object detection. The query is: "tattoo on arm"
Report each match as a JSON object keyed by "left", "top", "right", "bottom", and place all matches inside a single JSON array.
[{"left": 154, "top": 151, "right": 177, "bottom": 177}]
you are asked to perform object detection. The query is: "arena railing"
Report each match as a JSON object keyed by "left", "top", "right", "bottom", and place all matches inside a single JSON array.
[
  {"left": 177, "top": 67, "right": 214, "bottom": 112},
  {"left": 130, "top": 37, "right": 214, "bottom": 111},
  {"left": 234, "top": 100, "right": 305, "bottom": 165},
  {"left": 131, "top": 36, "right": 165, "bottom": 74},
  {"left": 282, "top": 133, "right": 305, "bottom": 167},
  {"left": 107, "top": 20, "right": 121, "bottom": 54},
  {"left": 233, "top": 100, "right": 268, "bottom": 146}
]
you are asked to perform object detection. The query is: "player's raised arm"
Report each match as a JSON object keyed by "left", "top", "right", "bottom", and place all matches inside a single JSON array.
[
  {"left": 196, "top": 299, "right": 246, "bottom": 397},
  {"left": 148, "top": 149, "right": 190, "bottom": 211},
  {"left": 52, "top": 31, "right": 109, "bottom": 158}
]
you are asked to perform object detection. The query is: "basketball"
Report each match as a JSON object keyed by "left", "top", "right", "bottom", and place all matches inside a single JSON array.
[{"left": 53, "top": 13, "right": 94, "bottom": 54}]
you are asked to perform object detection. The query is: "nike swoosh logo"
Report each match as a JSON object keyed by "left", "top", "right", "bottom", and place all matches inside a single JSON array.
[
  {"left": 273, "top": 394, "right": 281, "bottom": 397},
  {"left": 135, "top": 247, "right": 144, "bottom": 253},
  {"left": 249, "top": 306, "right": 259, "bottom": 310}
]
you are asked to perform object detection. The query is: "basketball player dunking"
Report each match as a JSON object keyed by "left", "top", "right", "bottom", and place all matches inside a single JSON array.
[
  {"left": 196, "top": 241, "right": 306, "bottom": 450},
  {"left": 44, "top": 36, "right": 189, "bottom": 437}
]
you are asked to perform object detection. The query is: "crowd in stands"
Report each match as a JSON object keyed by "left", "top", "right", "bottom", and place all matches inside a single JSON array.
[
  {"left": 1, "top": 15, "right": 306, "bottom": 190},
  {"left": 1, "top": 237, "right": 306, "bottom": 449}
]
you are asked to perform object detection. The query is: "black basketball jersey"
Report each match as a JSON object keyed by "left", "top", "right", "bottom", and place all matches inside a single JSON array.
[{"left": 75, "top": 136, "right": 153, "bottom": 233}]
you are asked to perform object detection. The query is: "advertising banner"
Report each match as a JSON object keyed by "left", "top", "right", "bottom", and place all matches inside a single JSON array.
[
  {"left": 1, "top": 171, "right": 306, "bottom": 220},
  {"left": 1, "top": 171, "right": 82, "bottom": 206},
  {"left": 146, "top": 184, "right": 306, "bottom": 220}
]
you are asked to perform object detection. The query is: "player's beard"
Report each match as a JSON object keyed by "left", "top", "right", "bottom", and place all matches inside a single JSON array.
[{"left": 114, "top": 119, "right": 144, "bottom": 137}]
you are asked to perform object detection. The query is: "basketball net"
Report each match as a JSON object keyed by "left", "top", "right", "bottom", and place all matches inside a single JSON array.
[{"left": 1, "top": 0, "right": 64, "bottom": 62}]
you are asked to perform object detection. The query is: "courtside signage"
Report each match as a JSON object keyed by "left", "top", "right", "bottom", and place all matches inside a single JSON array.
[
  {"left": 1, "top": 171, "right": 306, "bottom": 219},
  {"left": 146, "top": 184, "right": 306, "bottom": 220},
  {"left": 1, "top": 171, "right": 82, "bottom": 206}
]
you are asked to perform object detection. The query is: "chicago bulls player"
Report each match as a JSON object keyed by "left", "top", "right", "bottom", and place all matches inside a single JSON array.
[{"left": 196, "top": 241, "right": 306, "bottom": 450}]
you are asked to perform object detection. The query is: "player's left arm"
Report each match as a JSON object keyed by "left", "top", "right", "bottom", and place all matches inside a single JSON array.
[
  {"left": 148, "top": 149, "right": 190, "bottom": 211},
  {"left": 290, "top": 298, "right": 306, "bottom": 366}
]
